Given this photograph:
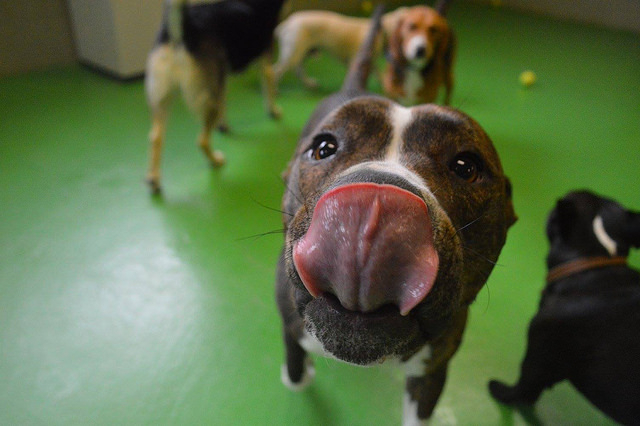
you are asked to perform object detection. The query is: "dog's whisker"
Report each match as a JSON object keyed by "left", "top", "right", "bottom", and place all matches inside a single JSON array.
[
  {"left": 454, "top": 214, "right": 486, "bottom": 236},
  {"left": 462, "top": 245, "right": 503, "bottom": 267},
  {"left": 236, "top": 229, "right": 285, "bottom": 242},
  {"left": 250, "top": 195, "right": 293, "bottom": 217},
  {"left": 481, "top": 282, "right": 491, "bottom": 313}
]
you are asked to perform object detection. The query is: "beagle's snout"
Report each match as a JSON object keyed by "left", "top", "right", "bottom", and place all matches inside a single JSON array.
[{"left": 405, "top": 35, "right": 429, "bottom": 62}]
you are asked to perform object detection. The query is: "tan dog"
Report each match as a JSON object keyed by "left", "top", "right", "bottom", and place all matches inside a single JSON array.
[
  {"left": 272, "top": 8, "right": 406, "bottom": 89},
  {"left": 145, "top": 0, "right": 284, "bottom": 194},
  {"left": 383, "top": 3, "right": 455, "bottom": 105}
]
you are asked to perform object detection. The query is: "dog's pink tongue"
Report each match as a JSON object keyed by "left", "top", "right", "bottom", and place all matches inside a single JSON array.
[{"left": 293, "top": 183, "right": 439, "bottom": 316}]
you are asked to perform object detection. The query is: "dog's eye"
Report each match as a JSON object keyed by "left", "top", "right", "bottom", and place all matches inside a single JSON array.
[
  {"left": 450, "top": 153, "right": 483, "bottom": 182},
  {"left": 309, "top": 135, "right": 338, "bottom": 161},
  {"left": 408, "top": 23, "right": 418, "bottom": 31}
]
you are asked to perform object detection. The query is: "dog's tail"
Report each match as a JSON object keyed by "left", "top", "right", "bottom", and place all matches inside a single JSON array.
[
  {"left": 341, "top": 4, "right": 385, "bottom": 93},
  {"left": 434, "top": 0, "right": 453, "bottom": 16},
  {"left": 167, "top": 0, "right": 187, "bottom": 44}
]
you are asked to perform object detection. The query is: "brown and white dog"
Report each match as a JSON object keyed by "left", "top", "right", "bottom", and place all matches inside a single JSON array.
[
  {"left": 383, "top": 1, "right": 455, "bottom": 105},
  {"left": 276, "top": 6, "right": 516, "bottom": 424},
  {"left": 145, "top": 0, "right": 285, "bottom": 194},
  {"left": 272, "top": 7, "right": 406, "bottom": 89}
]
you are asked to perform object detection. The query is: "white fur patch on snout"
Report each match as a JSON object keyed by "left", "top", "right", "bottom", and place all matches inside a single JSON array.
[
  {"left": 404, "top": 35, "right": 429, "bottom": 64},
  {"left": 335, "top": 104, "right": 437, "bottom": 207},
  {"left": 593, "top": 215, "right": 617, "bottom": 256}
]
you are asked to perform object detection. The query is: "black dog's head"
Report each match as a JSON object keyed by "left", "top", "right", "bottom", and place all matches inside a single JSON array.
[{"left": 546, "top": 191, "right": 640, "bottom": 268}]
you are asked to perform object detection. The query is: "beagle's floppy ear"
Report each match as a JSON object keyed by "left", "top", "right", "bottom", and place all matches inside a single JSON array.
[
  {"left": 434, "top": 23, "right": 453, "bottom": 66},
  {"left": 626, "top": 210, "right": 640, "bottom": 248},
  {"left": 388, "top": 16, "right": 407, "bottom": 66}
]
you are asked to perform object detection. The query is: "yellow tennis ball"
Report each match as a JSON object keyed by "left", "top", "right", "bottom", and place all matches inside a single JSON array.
[
  {"left": 490, "top": 0, "right": 503, "bottom": 7},
  {"left": 361, "top": 0, "right": 373, "bottom": 13},
  {"left": 519, "top": 70, "right": 537, "bottom": 87}
]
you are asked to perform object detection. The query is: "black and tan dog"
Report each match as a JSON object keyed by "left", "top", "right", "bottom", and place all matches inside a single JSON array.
[
  {"left": 145, "top": 0, "right": 285, "bottom": 194},
  {"left": 490, "top": 190, "right": 640, "bottom": 425},
  {"left": 275, "top": 6, "right": 516, "bottom": 424}
]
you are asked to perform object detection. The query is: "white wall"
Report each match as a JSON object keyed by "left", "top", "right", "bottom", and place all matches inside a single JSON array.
[{"left": 469, "top": 0, "right": 640, "bottom": 33}]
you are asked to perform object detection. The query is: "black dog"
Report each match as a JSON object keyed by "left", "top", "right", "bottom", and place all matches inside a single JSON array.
[
  {"left": 276, "top": 6, "right": 516, "bottom": 424},
  {"left": 145, "top": 0, "right": 285, "bottom": 193},
  {"left": 489, "top": 190, "right": 640, "bottom": 425}
]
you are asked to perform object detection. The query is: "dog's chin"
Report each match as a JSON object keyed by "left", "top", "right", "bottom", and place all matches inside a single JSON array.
[
  {"left": 407, "top": 55, "right": 432, "bottom": 71},
  {"left": 303, "top": 294, "right": 425, "bottom": 366}
]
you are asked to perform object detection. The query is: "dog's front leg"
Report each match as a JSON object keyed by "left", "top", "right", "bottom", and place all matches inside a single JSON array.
[
  {"left": 404, "top": 363, "right": 447, "bottom": 425},
  {"left": 403, "top": 310, "right": 468, "bottom": 425},
  {"left": 276, "top": 253, "right": 315, "bottom": 391},
  {"left": 259, "top": 54, "right": 282, "bottom": 120},
  {"left": 281, "top": 329, "right": 315, "bottom": 391}
]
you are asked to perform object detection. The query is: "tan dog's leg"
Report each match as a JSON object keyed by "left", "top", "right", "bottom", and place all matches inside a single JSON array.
[
  {"left": 273, "top": 35, "right": 318, "bottom": 90},
  {"left": 198, "top": 106, "right": 225, "bottom": 168},
  {"left": 295, "top": 63, "right": 319, "bottom": 90},
  {"left": 145, "top": 45, "right": 176, "bottom": 194},
  {"left": 147, "top": 108, "right": 169, "bottom": 194},
  {"left": 260, "top": 55, "right": 282, "bottom": 119},
  {"left": 217, "top": 88, "right": 230, "bottom": 134},
  {"left": 180, "top": 52, "right": 227, "bottom": 168}
]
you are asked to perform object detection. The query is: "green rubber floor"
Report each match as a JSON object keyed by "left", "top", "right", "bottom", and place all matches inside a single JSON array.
[{"left": 1, "top": 3, "right": 639, "bottom": 425}]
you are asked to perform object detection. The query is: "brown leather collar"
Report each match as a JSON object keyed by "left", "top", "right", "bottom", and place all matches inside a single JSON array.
[{"left": 546, "top": 256, "right": 628, "bottom": 284}]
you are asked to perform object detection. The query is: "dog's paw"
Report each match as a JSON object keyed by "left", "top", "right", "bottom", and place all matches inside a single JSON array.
[
  {"left": 210, "top": 150, "right": 226, "bottom": 168},
  {"left": 217, "top": 123, "right": 230, "bottom": 134},
  {"left": 302, "top": 77, "right": 319, "bottom": 90},
  {"left": 146, "top": 176, "right": 162, "bottom": 196},
  {"left": 269, "top": 105, "right": 283, "bottom": 120},
  {"left": 280, "top": 359, "right": 315, "bottom": 392}
]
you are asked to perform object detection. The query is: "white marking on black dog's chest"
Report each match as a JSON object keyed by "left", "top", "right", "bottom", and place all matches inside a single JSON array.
[{"left": 593, "top": 215, "right": 618, "bottom": 256}]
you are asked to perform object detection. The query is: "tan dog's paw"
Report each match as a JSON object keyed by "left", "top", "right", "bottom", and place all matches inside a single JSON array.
[
  {"left": 145, "top": 175, "right": 162, "bottom": 195},
  {"left": 269, "top": 104, "right": 283, "bottom": 120},
  {"left": 210, "top": 150, "right": 226, "bottom": 168},
  {"left": 217, "top": 122, "right": 230, "bottom": 134},
  {"left": 302, "top": 77, "right": 319, "bottom": 90}
]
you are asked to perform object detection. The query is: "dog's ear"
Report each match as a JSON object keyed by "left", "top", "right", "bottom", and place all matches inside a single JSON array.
[
  {"left": 434, "top": 22, "right": 453, "bottom": 64},
  {"left": 388, "top": 16, "right": 406, "bottom": 65},
  {"left": 504, "top": 178, "right": 517, "bottom": 228},
  {"left": 555, "top": 198, "right": 579, "bottom": 239},
  {"left": 626, "top": 210, "right": 640, "bottom": 248}
]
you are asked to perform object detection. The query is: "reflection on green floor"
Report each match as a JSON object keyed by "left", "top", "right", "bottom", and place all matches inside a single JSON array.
[{"left": 1, "top": 2, "right": 638, "bottom": 425}]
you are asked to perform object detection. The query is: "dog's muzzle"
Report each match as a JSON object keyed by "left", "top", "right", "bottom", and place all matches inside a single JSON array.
[{"left": 293, "top": 181, "right": 439, "bottom": 316}]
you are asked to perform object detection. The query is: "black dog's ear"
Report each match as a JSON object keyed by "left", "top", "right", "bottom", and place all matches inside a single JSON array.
[
  {"left": 555, "top": 198, "right": 579, "bottom": 239},
  {"left": 627, "top": 210, "right": 640, "bottom": 248}
]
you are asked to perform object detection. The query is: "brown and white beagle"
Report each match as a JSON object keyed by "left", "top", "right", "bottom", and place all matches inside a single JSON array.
[{"left": 383, "top": 3, "right": 456, "bottom": 106}]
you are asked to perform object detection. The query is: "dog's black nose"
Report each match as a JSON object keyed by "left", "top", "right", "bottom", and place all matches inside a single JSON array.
[{"left": 415, "top": 46, "right": 426, "bottom": 58}]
